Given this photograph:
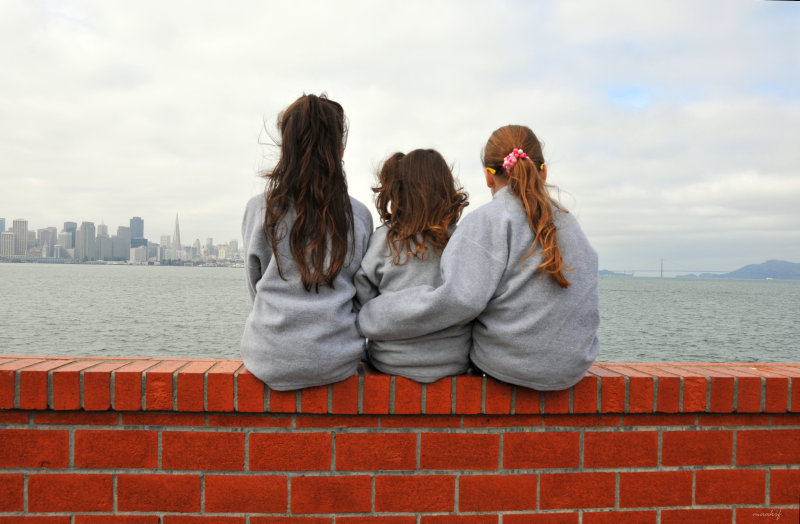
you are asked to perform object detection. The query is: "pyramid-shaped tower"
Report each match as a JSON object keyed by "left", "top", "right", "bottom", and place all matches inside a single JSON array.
[{"left": 173, "top": 214, "right": 182, "bottom": 251}]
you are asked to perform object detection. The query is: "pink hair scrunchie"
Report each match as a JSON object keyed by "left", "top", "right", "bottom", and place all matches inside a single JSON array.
[{"left": 502, "top": 148, "right": 527, "bottom": 173}]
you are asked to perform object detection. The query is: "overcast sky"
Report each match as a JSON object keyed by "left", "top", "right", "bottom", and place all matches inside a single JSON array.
[{"left": 1, "top": 0, "right": 798, "bottom": 273}]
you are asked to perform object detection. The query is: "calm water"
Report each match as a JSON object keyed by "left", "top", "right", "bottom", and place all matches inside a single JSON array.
[{"left": 1, "top": 264, "right": 798, "bottom": 362}]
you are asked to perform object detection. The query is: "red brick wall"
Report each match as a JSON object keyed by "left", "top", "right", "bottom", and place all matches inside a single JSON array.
[{"left": 1, "top": 357, "right": 798, "bottom": 522}]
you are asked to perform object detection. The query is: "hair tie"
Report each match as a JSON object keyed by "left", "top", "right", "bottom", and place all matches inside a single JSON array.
[{"left": 502, "top": 148, "right": 528, "bottom": 173}]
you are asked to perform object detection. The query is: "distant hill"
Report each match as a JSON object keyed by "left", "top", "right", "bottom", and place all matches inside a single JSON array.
[
  {"left": 599, "top": 269, "right": 633, "bottom": 277},
  {"left": 678, "top": 259, "right": 800, "bottom": 280}
]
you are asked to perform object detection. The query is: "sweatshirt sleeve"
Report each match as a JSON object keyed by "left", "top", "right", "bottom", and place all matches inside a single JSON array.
[
  {"left": 353, "top": 233, "right": 383, "bottom": 312},
  {"left": 242, "top": 196, "right": 272, "bottom": 302},
  {"left": 357, "top": 210, "right": 509, "bottom": 341}
]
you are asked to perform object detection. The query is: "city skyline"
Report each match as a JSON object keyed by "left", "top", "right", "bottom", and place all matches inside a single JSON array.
[{"left": 0, "top": 212, "right": 240, "bottom": 264}]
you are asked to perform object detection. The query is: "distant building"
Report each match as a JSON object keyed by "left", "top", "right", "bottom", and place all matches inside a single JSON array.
[
  {"left": 1, "top": 232, "right": 14, "bottom": 257},
  {"left": 63, "top": 222, "right": 77, "bottom": 247},
  {"left": 12, "top": 219, "right": 28, "bottom": 256},
  {"left": 58, "top": 231, "right": 73, "bottom": 250},
  {"left": 173, "top": 214, "right": 182, "bottom": 252},
  {"left": 0, "top": 218, "right": 5, "bottom": 233},
  {"left": 75, "top": 222, "right": 96, "bottom": 261},
  {"left": 113, "top": 226, "right": 131, "bottom": 260},
  {"left": 97, "top": 225, "right": 112, "bottom": 260},
  {"left": 130, "top": 217, "right": 144, "bottom": 238}
]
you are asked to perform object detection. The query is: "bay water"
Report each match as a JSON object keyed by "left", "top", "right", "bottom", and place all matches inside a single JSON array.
[{"left": 1, "top": 264, "right": 797, "bottom": 362}]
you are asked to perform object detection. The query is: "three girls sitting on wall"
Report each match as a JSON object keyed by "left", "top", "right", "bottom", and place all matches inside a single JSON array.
[{"left": 241, "top": 94, "right": 599, "bottom": 392}]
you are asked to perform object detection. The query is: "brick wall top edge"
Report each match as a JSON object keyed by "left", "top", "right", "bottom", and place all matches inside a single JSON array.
[{"left": 2, "top": 356, "right": 798, "bottom": 415}]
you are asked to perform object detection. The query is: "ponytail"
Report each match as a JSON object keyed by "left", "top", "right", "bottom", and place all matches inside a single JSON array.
[
  {"left": 263, "top": 93, "right": 354, "bottom": 292},
  {"left": 482, "top": 125, "right": 570, "bottom": 288}
]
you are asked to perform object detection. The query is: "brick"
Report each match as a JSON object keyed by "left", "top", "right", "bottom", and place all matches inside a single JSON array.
[
  {"left": 736, "top": 508, "right": 799, "bottom": 524},
  {"left": 572, "top": 374, "right": 598, "bottom": 414},
  {"left": 717, "top": 366, "right": 763, "bottom": 412},
  {"left": 421, "top": 433, "right": 499, "bottom": 470},
  {"left": 582, "top": 511, "right": 655, "bottom": 524},
  {"left": 122, "top": 412, "right": 205, "bottom": 426},
  {"left": 144, "top": 360, "right": 186, "bottom": 411},
  {"left": 0, "top": 410, "right": 28, "bottom": 423},
  {"left": 515, "top": 386, "right": 541, "bottom": 414},
  {"left": 630, "top": 365, "right": 680, "bottom": 413},
  {"left": 662, "top": 429, "right": 732, "bottom": 466},
  {"left": 83, "top": 360, "right": 130, "bottom": 411},
  {"left": 338, "top": 519, "right": 415, "bottom": 524},
  {"left": 206, "top": 360, "right": 241, "bottom": 412},
  {"left": 426, "top": 377, "right": 453, "bottom": 414},
  {"left": 772, "top": 413, "right": 800, "bottom": 425},
  {"left": 209, "top": 413, "right": 292, "bottom": 427},
  {"left": 769, "top": 365, "right": 800, "bottom": 412},
  {"left": 205, "top": 475, "right": 287, "bottom": 513},
  {"left": 362, "top": 367, "right": 390, "bottom": 414},
  {"left": 28, "top": 474, "right": 112, "bottom": 512},
  {"left": 177, "top": 360, "right": 216, "bottom": 412},
  {"left": 584, "top": 431, "right": 658, "bottom": 468},
  {"left": 380, "top": 415, "right": 461, "bottom": 428},
  {"left": 421, "top": 517, "right": 497, "bottom": 524},
  {"left": 236, "top": 368, "right": 265, "bottom": 412},
  {"left": 455, "top": 374, "right": 482, "bottom": 414},
  {"left": 504, "top": 431, "right": 580, "bottom": 469},
  {"left": 162, "top": 431, "right": 244, "bottom": 470},
  {"left": 114, "top": 360, "right": 160, "bottom": 411},
  {"left": 268, "top": 388, "right": 297, "bottom": 413},
  {"left": 484, "top": 378, "right": 512, "bottom": 414},
  {"left": 737, "top": 429, "right": 800, "bottom": 465},
  {"left": 590, "top": 366, "right": 625, "bottom": 413},
  {"left": 337, "top": 433, "right": 417, "bottom": 470},
  {"left": 691, "top": 366, "right": 734, "bottom": 412},
  {"left": 375, "top": 475, "right": 454, "bottom": 512},
  {"left": 296, "top": 414, "right": 378, "bottom": 428},
  {"left": 20, "top": 360, "right": 72, "bottom": 409},
  {"left": 606, "top": 365, "right": 654, "bottom": 413},
  {"left": 162, "top": 518, "right": 244, "bottom": 524},
  {"left": 504, "top": 515, "right": 578, "bottom": 524},
  {"left": 662, "top": 365, "right": 708, "bottom": 412},
  {"left": 118, "top": 474, "right": 200, "bottom": 512},
  {"left": 331, "top": 375, "right": 358, "bottom": 414},
  {"left": 250, "top": 432, "right": 331, "bottom": 471},
  {"left": 252, "top": 519, "right": 330, "bottom": 524},
  {"left": 291, "top": 475, "right": 371, "bottom": 513},
  {"left": 0, "top": 474, "right": 23, "bottom": 511},
  {"left": 460, "top": 474, "right": 538, "bottom": 511},
  {"left": 51, "top": 360, "right": 100, "bottom": 410},
  {"left": 619, "top": 471, "right": 692, "bottom": 507},
  {"left": 623, "top": 414, "right": 696, "bottom": 426},
  {"left": 695, "top": 469, "right": 766, "bottom": 504},
  {"left": 540, "top": 472, "right": 615, "bottom": 509},
  {"left": 771, "top": 468, "right": 800, "bottom": 504},
  {"left": 75, "top": 430, "right": 157, "bottom": 468},
  {"left": 545, "top": 414, "right": 621, "bottom": 427},
  {"left": 661, "top": 509, "right": 732, "bottom": 524},
  {"left": 300, "top": 384, "right": 329, "bottom": 413},
  {"left": 0, "top": 359, "right": 44, "bottom": 409},
  {"left": 463, "top": 414, "right": 542, "bottom": 427},
  {"left": 699, "top": 414, "right": 770, "bottom": 426},
  {"left": 0, "top": 429, "right": 68, "bottom": 468},
  {"left": 34, "top": 411, "right": 117, "bottom": 425},
  {"left": 543, "top": 389, "right": 570, "bottom": 414},
  {"left": 395, "top": 376, "right": 422, "bottom": 414},
  {"left": 75, "top": 517, "right": 159, "bottom": 524},
  {"left": 0, "top": 519, "right": 70, "bottom": 524}
]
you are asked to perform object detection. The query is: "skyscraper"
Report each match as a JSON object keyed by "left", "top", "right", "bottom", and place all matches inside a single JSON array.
[
  {"left": 12, "top": 219, "right": 28, "bottom": 256},
  {"left": 130, "top": 217, "right": 144, "bottom": 239},
  {"left": 0, "top": 232, "right": 13, "bottom": 257},
  {"left": 75, "top": 222, "right": 96, "bottom": 261},
  {"left": 63, "top": 222, "right": 77, "bottom": 247},
  {"left": 0, "top": 218, "right": 5, "bottom": 233},
  {"left": 172, "top": 214, "right": 182, "bottom": 252}
]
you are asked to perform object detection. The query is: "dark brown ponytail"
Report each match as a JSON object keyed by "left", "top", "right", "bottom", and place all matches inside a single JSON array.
[{"left": 263, "top": 93, "right": 354, "bottom": 292}]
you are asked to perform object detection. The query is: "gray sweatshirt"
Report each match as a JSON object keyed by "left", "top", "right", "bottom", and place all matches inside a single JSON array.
[
  {"left": 354, "top": 226, "right": 471, "bottom": 382},
  {"left": 241, "top": 194, "right": 373, "bottom": 391},
  {"left": 357, "top": 186, "right": 599, "bottom": 390}
]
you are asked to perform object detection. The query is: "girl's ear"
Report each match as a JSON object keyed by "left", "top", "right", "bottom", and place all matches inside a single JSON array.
[
  {"left": 484, "top": 168, "right": 496, "bottom": 188},
  {"left": 540, "top": 164, "right": 547, "bottom": 182}
]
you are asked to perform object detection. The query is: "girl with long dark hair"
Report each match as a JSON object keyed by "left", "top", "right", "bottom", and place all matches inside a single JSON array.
[{"left": 241, "top": 94, "right": 373, "bottom": 390}]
